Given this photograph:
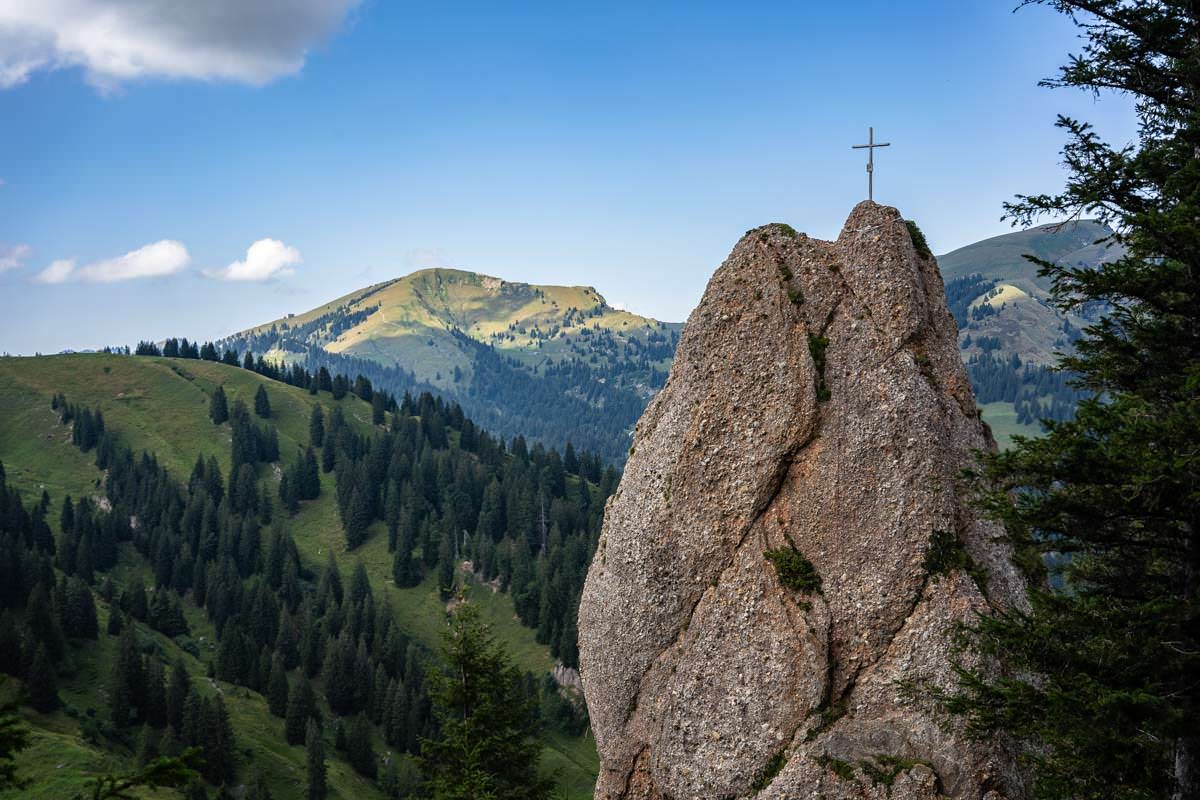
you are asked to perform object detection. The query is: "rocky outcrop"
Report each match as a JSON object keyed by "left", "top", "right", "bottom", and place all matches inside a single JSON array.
[{"left": 578, "top": 202, "right": 1026, "bottom": 800}]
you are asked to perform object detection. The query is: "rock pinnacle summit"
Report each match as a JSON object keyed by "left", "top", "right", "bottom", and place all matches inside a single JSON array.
[{"left": 578, "top": 202, "right": 1027, "bottom": 800}]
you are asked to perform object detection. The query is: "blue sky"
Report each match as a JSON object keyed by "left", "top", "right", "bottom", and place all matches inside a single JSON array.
[{"left": 0, "top": 1, "right": 1134, "bottom": 354}]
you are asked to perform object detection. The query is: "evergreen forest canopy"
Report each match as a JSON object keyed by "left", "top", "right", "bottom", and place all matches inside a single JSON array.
[{"left": 0, "top": 348, "right": 603, "bottom": 799}]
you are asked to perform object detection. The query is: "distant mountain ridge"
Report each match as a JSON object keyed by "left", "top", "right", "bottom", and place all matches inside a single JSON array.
[
  {"left": 225, "top": 268, "right": 681, "bottom": 464},
  {"left": 937, "top": 219, "right": 1117, "bottom": 442},
  {"left": 228, "top": 223, "right": 1116, "bottom": 461}
]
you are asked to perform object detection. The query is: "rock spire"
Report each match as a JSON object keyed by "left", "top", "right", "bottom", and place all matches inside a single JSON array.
[{"left": 578, "top": 202, "right": 1026, "bottom": 800}]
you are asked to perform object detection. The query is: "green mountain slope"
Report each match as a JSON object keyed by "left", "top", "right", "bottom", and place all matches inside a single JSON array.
[
  {"left": 938, "top": 219, "right": 1116, "bottom": 290},
  {"left": 225, "top": 268, "right": 681, "bottom": 464},
  {"left": 936, "top": 220, "right": 1117, "bottom": 441},
  {"left": 0, "top": 354, "right": 597, "bottom": 799}
]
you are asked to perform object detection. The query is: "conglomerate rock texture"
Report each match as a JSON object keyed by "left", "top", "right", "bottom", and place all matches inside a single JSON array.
[{"left": 578, "top": 202, "right": 1027, "bottom": 800}]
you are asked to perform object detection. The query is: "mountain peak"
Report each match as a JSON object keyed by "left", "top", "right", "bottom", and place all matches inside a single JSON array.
[
  {"left": 227, "top": 267, "right": 680, "bottom": 463},
  {"left": 579, "top": 206, "right": 1025, "bottom": 799}
]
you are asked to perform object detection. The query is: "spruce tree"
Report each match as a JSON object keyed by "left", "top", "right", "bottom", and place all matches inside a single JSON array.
[
  {"left": 309, "top": 405, "right": 325, "bottom": 448},
  {"left": 285, "top": 677, "right": 317, "bottom": 746},
  {"left": 254, "top": 385, "right": 271, "bottom": 419},
  {"left": 201, "top": 695, "right": 236, "bottom": 784},
  {"left": 26, "top": 645, "right": 58, "bottom": 712},
  {"left": 110, "top": 625, "right": 145, "bottom": 726},
  {"left": 301, "top": 448, "right": 320, "bottom": 500},
  {"left": 346, "top": 714, "right": 376, "bottom": 778},
  {"left": 305, "top": 720, "right": 327, "bottom": 800},
  {"left": 167, "top": 659, "right": 191, "bottom": 733},
  {"left": 419, "top": 602, "right": 552, "bottom": 800},
  {"left": 25, "top": 584, "right": 63, "bottom": 663},
  {"left": 343, "top": 489, "right": 371, "bottom": 550},
  {"left": 267, "top": 657, "right": 289, "bottom": 718},
  {"left": 209, "top": 386, "right": 229, "bottom": 425},
  {"left": 943, "top": 4, "right": 1200, "bottom": 799}
]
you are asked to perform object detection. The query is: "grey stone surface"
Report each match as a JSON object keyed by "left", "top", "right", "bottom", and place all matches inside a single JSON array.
[{"left": 578, "top": 202, "right": 1026, "bottom": 800}]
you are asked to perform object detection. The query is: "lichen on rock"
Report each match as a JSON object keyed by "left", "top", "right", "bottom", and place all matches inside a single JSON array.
[{"left": 578, "top": 202, "right": 1027, "bottom": 800}]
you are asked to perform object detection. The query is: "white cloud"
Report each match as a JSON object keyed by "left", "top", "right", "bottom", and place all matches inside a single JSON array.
[
  {"left": 0, "top": 242, "right": 30, "bottom": 273},
  {"left": 35, "top": 258, "right": 76, "bottom": 284},
  {"left": 207, "top": 238, "right": 301, "bottom": 282},
  {"left": 0, "top": 0, "right": 360, "bottom": 90},
  {"left": 35, "top": 239, "right": 190, "bottom": 284}
]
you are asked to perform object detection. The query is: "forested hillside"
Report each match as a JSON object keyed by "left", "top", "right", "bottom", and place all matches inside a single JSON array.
[
  {"left": 223, "top": 268, "right": 680, "bottom": 464},
  {"left": 937, "top": 220, "right": 1114, "bottom": 445},
  {"left": 0, "top": 353, "right": 602, "bottom": 799}
]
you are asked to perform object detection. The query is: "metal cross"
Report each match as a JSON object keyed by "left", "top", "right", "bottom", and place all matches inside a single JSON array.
[{"left": 852, "top": 127, "right": 890, "bottom": 202}]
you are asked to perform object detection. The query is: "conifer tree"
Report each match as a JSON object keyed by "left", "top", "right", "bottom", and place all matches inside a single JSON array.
[
  {"left": 436, "top": 529, "right": 455, "bottom": 601},
  {"left": 26, "top": 645, "right": 58, "bottom": 712},
  {"left": 267, "top": 657, "right": 289, "bottom": 718},
  {"left": 209, "top": 386, "right": 229, "bottom": 425},
  {"left": 420, "top": 602, "right": 552, "bottom": 799},
  {"left": 346, "top": 714, "right": 376, "bottom": 778},
  {"left": 144, "top": 659, "right": 167, "bottom": 728},
  {"left": 279, "top": 474, "right": 298, "bottom": 515},
  {"left": 305, "top": 720, "right": 326, "bottom": 800},
  {"left": 309, "top": 405, "right": 325, "bottom": 448},
  {"left": 349, "top": 562, "right": 371, "bottom": 607},
  {"left": 943, "top": 4, "right": 1200, "bottom": 799},
  {"left": 166, "top": 659, "right": 191, "bottom": 734},
  {"left": 25, "top": 584, "right": 63, "bottom": 663},
  {"left": 201, "top": 695, "right": 236, "bottom": 784},
  {"left": 343, "top": 489, "right": 371, "bottom": 550},
  {"left": 110, "top": 625, "right": 145, "bottom": 726},
  {"left": 285, "top": 677, "right": 318, "bottom": 746},
  {"left": 301, "top": 448, "right": 320, "bottom": 500},
  {"left": 254, "top": 385, "right": 271, "bottom": 419}
]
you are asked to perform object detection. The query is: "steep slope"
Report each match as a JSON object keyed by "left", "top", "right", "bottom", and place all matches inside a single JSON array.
[
  {"left": 937, "top": 221, "right": 1116, "bottom": 444},
  {"left": 940, "top": 220, "right": 1115, "bottom": 368},
  {"left": 227, "top": 269, "right": 681, "bottom": 464},
  {"left": 579, "top": 203, "right": 1026, "bottom": 800},
  {"left": 0, "top": 354, "right": 598, "bottom": 799}
]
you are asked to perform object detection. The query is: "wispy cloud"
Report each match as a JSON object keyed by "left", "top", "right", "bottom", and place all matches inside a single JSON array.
[
  {"left": 0, "top": 0, "right": 361, "bottom": 90},
  {"left": 34, "top": 258, "right": 76, "bottom": 284},
  {"left": 0, "top": 242, "right": 30, "bottom": 273},
  {"left": 206, "top": 238, "right": 301, "bottom": 282},
  {"left": 35, "top": 239, "right": 190, "bottom": 284}
]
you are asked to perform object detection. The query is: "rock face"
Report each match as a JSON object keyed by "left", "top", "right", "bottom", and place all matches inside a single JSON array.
[{"left": 578, "top": 202, "right": 1026, "bottom": 800}]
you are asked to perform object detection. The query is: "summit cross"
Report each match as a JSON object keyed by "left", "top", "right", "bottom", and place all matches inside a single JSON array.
[{"left": 851, "top": 127, "right": 890, "bottom": 202}]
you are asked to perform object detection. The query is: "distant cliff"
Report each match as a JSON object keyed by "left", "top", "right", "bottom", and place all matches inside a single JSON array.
[{"left": 578, "top": 202, "right": 1027, "bottom": 799}]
